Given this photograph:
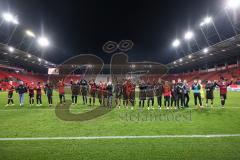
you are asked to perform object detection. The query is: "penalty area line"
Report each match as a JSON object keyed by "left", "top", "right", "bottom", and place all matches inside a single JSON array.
[{"left": 1, "top": 134, "right": 240, "bottom": 141}]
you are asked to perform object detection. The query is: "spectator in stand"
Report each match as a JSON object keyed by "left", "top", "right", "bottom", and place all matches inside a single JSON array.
[
  {"left": 5, "top": 81, "right": 15, "bottom": 106},
  {"left": 215, "top": 77, "right": 233, "bottom": 108},
  {"left": 16, "top": 81, "right": 27, "bottom": 106},
  {"left": 36, "top": 82, "right": 43, "bottom": 106},
  {"left": 45, "top": 80, "right": 54, "bottom": 107},
  {"left": 57, "top": 80, "right": 66, "bottom": 105},
  {"left": 28, "top": 82, "right": 35, "bottom": 106}
]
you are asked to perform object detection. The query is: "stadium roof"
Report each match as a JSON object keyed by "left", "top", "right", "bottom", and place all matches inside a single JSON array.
[
  {"left": 167, "top": 34, "right": 240, "bottom": 72},
  {"left": 0, "top": 43, "right": 56, "bottom": 71}
]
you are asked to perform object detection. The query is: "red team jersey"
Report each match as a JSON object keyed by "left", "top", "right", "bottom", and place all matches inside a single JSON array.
[
  {"left": 28, "top": 84, "right": 35, "bottom": 95},
  {"left": 58, "top": 82, "right": 65, "bottom": 94},
  {"left": 8, "top": 84, "right": 14, "bottom": 94},
  {"left": 216, "top": 82, "right": 232, "bottom": 95},
  {"left": 163, "top": 85, "right": 171, "bottom": 97},
  {"left": 90, "top": 83, "right": 97, "bottom": 93},
  {"left": 36, "top": 85, "right": 42, "bottom": 95}
]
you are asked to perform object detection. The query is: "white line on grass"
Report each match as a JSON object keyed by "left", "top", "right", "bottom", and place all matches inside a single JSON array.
[{"left": 0, "top": 134, "right": 240, "bottom": 141}]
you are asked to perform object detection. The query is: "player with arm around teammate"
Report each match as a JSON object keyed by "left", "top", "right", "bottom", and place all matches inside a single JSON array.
[
  {"left": 205, "top": 80, "right": 216, "bottom": 108},
  {"left": 215, "top": 77, "right": 233, "bottom": 108}
]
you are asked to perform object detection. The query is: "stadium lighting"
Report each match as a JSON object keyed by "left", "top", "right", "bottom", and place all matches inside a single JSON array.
[
  {"left": 8, "top": 46, "right": 15, "bottom": 53},
  {"left": 179, "top": 58, "right": 183, "bottom": 62},
  {"left": 26, "top": 30, "right": 36, "bottom": 38},
  {"left": 172, "top": 39, "right": 181, "bottom": 48},
  {"left": 204, "top": 17, "right": 212, "bottom": 24},
  {"left": 203, "top": 48, "right": 209, "bottom": 53},
  {"left": 2, "top": 13, "right": 14, "bottom": 22},
  {"left": 38, "top": 58, "right": 42, "bottom": 62},
  {"left": 27, "top": 54, "right": 31, "bottom": 58},
  {"left": 37, "top": 36, "right": 50, "bottom": 48},
  {"left": 173, "top": 61, "right": 177, "bottom": 64},
  {"left": 188, "top": 55, "right": 192, "bottom": 59},
  {"left": 2, "top": 12, "right": 19, "bottom": 25},
  {"left": 12, "top": 18, "right": 19, "bottom": 25},
  {"left": 184, "top": 31, "right": 194, "bottom": 40},
  {"left": 200, "top": 17, "right": 213, "bottom": 27},
  {"left": 226, "top": 0, "right": 240, "bottom": 9}
]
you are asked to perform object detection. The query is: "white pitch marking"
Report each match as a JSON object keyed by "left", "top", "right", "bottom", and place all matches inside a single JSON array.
[{"left": 0, "top": 134, "right": 240, "bottom": 141}]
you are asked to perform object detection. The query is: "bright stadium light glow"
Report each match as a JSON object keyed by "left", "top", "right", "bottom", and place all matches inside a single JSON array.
[
  {"left": 173, "top": 61, "right": 177, "bottom": 64},
  {"left": 203, "top": 48, "right": 209, "bottom": 53},
  {"left": 37, "top": 36, "right": 50, "bottom": 47},
  {"left": 188, "top": 55, "right": 192, "bottom": 59},
  {"left": 26, "top": 30, "right": 36, "bottom": 38},
  {"left": 200, "top": 22, "right": 205, "bottom": 27},
  {"left": 204, "top": 17, "right": 212, "bottom": 24},
  {"left": 8, "top": 46, "right": 15, "bottom": 53},
  {"left": 172, "top": 39, "right": 181, "bottom": 48},
  {"left": 27, "top": 54, "right": 31, "bottom": 58},
  {"left": 2, "top": 13, "right": 14, "bottom": 22},
  {"left": 38, "top": 58, "right": 42, "bottom": 62},
  {"left": 226, "top": 0, "right": 240, "bottom": 9},
  {"left": 179, "top": 58, "right": 183, "bottom": 62},
  {"left": 12, "top": 18, "right": 19, "bottom": 25},
  {"left": 184, "top": 31, "right": 194, "bottom": 40},
  {"left": 2, "top": 12, "right": 19, "bottom": 25}
]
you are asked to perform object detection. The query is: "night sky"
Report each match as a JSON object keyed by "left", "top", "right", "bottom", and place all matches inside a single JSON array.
[{"left": 0, "top": 0, "right": 231, "bottom": 64}]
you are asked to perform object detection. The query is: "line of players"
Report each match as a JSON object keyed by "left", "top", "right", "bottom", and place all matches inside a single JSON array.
[{"left": 5, "top": 77, "right": 232, "bottom": 109}]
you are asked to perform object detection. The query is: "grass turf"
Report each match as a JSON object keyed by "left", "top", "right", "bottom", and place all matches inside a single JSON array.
[{"left": 0, "top": 91, "right": 239, "bottom": 159}]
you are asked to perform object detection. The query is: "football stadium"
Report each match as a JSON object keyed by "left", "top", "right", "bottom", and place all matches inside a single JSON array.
[{"left": 0, "top": 0, "right": 240, "bottom": 159}]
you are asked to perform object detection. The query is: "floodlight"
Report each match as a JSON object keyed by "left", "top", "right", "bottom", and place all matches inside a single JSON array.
[
  {"left": 26, "top": 30, "right": 36, "bottom": 38},
  {"left": 203, "top": 48, "right": 209, "bottom": 53},
  {"left": 204, "top": 17, "right": 212, "bottom": 24},
  {"left": 184, "top": 31, "right": 194, "bottom": 40},
  {"left": 38, "top": 58, "right": 42, "bottom": 62},
  {"left": 179, "top": 58, "right": 183, "bottom": 62},
  {"left": 172, "top": 39, "right": 181, "bottom": 48},
  {"left": 28, "top": 54, "right": 31, "bottom": 58},
  {"left": 12, "top": 18, "right": 19, "bottom": 25},
  {"left": 2, "top": 13, "right": 14, "bottom": 22},
  {"left": 226, "top": 0, "right": 240, "bottom": 9},
  {"left": 37, "top": 36, "right": 50, "bottom": 47},
  {"left": 188, "top": 55, "right": 192, "bottom": 59},
  {"left": 8, "top": 46, "right": 15, "bottom": 53}
]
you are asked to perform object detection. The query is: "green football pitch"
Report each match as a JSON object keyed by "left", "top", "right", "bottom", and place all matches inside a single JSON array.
[{"left": 0, "top": 91, "right": 240, "bottom": 160}]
